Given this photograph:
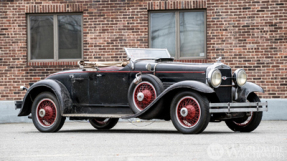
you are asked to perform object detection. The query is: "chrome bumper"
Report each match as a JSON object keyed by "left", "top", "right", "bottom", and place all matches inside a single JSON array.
[{"left": 209, "top": 102, "right": 268, "bottom": 113}]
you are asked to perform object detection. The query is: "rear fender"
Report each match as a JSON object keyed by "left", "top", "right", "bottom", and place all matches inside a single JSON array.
[
  {"left": 18, "top": 79, "right": 72, "bottom": 116},
  {"left": 124, "top": 81, "right": 216, "bottom": 119},
  {"left": 234, "top": 82, "right": 264, "bottom": 102}
]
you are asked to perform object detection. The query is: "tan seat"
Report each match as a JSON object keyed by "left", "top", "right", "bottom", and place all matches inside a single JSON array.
[{"left": 78, "top": 60, "right": 129, "bottom": 70}]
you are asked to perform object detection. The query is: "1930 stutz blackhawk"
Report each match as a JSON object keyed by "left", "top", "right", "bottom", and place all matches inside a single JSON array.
[{"left": 16, "top": 48, "right": 268, "bottom": 134}]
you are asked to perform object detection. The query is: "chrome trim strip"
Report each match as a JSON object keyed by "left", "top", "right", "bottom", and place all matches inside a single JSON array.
[{"left": 219, "top": 85, "right": 235, "bottom": 87}]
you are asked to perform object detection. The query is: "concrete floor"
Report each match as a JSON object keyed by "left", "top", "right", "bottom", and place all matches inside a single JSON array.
[{"left": 0, "top": 121, "right": 286, "bottom": 161}]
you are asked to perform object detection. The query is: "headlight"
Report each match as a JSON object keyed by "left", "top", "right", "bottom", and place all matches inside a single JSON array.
[
  {"left": 207, "top": 69, "right": 222, "bottom": 88},
  {"left": 233, "top": 69, "right": 247, "bottom": 87}
]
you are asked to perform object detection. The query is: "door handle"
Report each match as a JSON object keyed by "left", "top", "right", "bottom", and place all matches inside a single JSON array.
[
  {"left": 71, "top": 78, "right": 84, "bottom": 83},
  {"left": 74, "top": 78, "right": 84, "bottom": 81},
  {"left": 70, "top": 75, "right": 84, "bottom": 83}
]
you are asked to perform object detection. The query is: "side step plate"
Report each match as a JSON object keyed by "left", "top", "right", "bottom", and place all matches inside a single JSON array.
[{"left": 62, "top": 113, "right": 133, "bottom": 118}]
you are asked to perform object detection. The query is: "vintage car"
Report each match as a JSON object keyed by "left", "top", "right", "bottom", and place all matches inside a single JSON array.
[{"left": 16, "top": 48, "right": 268, "bottom": 134}]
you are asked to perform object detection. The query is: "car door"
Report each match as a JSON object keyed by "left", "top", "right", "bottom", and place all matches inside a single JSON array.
[
  {"left": 70, "top": 72, "right": 89, "bottom": 104},
  {"left": 89, "top": 70, "right": 130, "bottom": 105}
]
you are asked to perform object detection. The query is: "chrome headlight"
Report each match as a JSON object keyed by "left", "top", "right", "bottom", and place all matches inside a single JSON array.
[
  {"left": 233, "top": 69, "right": 247, "bottom": 87},
  {"left": 207, "top": 69, "right": 222, "bottom": 88}
]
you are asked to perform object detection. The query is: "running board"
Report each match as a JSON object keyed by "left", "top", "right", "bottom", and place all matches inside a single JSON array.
[
  {"left": 62, "top": 113, "right": 132, "bottom": 118},
  {"left": 209, "top": 102, "right": 268, "bottom": 113}
]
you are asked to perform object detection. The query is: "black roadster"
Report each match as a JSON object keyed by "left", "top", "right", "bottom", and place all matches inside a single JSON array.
[{"left": 16, "top": 48, "right": 268, "bottom": 134}]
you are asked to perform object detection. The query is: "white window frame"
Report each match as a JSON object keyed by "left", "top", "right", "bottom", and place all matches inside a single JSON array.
[
  {"left": 27, "top": 13, "right": 83, "bottom": 62},
  {"left": 149, "top": 10, "right": 207, "bottom": 60}
]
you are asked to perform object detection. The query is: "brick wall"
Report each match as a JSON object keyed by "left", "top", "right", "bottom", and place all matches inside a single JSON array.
[
  {"left": 0, "top": 0, "right": 286, "bottom": 100},
  {"left": 205, "top": 0, "right": 287, "bottom": 99}
]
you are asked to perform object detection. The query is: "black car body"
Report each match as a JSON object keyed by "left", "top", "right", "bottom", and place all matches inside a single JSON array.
[{"left": 16, "top": 48, "right": 268, "bottom": 134}]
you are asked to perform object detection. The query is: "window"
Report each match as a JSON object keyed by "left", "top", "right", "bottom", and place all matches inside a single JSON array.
[
  {"left": 28, "top": 14, "right": 82, "bottom": 61},
  {"left": 149, "top": 11, "right": 206, "bottom": 59}
]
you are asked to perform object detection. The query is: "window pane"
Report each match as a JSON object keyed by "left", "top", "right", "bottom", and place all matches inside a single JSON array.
[
  {"left": 180, "top": 12, "right": 205, "bottom": 58},
  {"left": 58, "top": 15, "right": 82, "bottom": 59},
  {"left": 30, "top": 16, "right": 54, "bottom": 59},
  {"left": 150, "top": 13, "right": 176, "bottom": 57}
]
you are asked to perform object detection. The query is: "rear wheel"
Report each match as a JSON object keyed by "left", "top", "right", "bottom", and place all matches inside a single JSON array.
[
  {"left": 32, "top": 92, "right": 66, "bottom": 132},
  {"left": 225, "top": 93, "right": 263, "bottom": 132},
  {"left": 170, "top": 91, "right": 210, "bottom": 134},
  {"left": 89, "top": 118, "right": 119, "bottom": 130}
]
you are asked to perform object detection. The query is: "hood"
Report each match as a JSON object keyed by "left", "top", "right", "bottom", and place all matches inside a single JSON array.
[{"left": 134, "top": 60, "right": 213, "bottom": 73}]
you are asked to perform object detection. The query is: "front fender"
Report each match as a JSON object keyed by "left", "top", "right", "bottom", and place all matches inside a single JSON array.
[
  {"left": 18, "top": 79, "right": 72, "bottom": 116},
  {"left": 124, "top": 81, "right": 215, "bottom": 119},
  {"left": 172, "top": 81, "right": 215, "bottom": 94},
  {"left": 235, "top": 82, "right": 264, "bottom": 102}
]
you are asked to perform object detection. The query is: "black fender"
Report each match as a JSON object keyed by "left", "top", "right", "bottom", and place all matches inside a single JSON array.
[
  {"left": 123, "top": 80, "right": 215, "bottom": 119},
  {"left": 18, "top": 79, "right": 72, "bottom": 116},
  {"left": 234, "top": 82, "right": 264, "bottom": 102}
]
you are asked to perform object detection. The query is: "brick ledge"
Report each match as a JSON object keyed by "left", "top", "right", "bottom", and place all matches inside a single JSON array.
[
  {"left": 28, "top": 61, "right": 78, "bottom": 66},
  {"left": 26, "top": 4, "right": 83, "bottom": 13},
  {"left": 148, "top": 0, "right": 207, "bottom": 10}
]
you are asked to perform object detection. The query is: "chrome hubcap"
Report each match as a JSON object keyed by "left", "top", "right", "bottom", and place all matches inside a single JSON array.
[
  {"left": 39, "top": 109, "right": 46, "bottom": 118},
  {"left": 180, "top": 108, "right": 188, "bottom": 117},
  {"left": 137, "top": 92, "right": 144, "bottom": 101}
]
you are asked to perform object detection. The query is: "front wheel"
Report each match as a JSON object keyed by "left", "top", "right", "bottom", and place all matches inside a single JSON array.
[
  {"left": 170, "top": 91, "right": 210, "bottom": 134},
  {"left": 32, "top": 92, "right": 66, "bottom": 132},
  {"left": 89, "top": 118, "right": 119, "bottom": 130},
  {"left": 225, "top": 93, "right": 263, "bottom": 132}
]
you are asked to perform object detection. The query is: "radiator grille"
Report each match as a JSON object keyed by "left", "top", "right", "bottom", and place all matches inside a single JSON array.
[{"left": 214, "top": 69, "right": 232, "bottom": 102}]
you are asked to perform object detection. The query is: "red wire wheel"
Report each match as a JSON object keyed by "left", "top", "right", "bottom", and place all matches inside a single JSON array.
[
  {"left": 89, "top": 118, "right": 119, "bottom": 130},
  {"left": 225, "top": 93, "right": 263, "bottom": 132},
  {"left": 176, "top": 96, "right": 201, "bottom": 128},
  {"left": 92, "top": 118, "right": 108, "bottom": 125},
  {"left": 133, "top": 81, "right": 157, "bottom": 111},
  {"left": 233, "top": 112, "right": 253, "bottom": 126},
  {"left": 36, "top": 99, "right": 57, "bottom": 127}
]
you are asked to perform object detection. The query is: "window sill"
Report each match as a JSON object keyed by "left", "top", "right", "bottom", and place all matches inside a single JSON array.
[{"left": 28, "top": 61, "right": 79, "bottom": 67}]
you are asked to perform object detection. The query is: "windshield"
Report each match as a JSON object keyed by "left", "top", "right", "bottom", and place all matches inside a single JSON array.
[{"left": 125, "top": 48, "right": 171, "bottom": 61}]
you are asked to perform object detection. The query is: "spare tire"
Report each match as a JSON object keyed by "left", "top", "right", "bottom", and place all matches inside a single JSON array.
[{"left": 128, "top": 74, "right": 164, "bottom": 117}]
